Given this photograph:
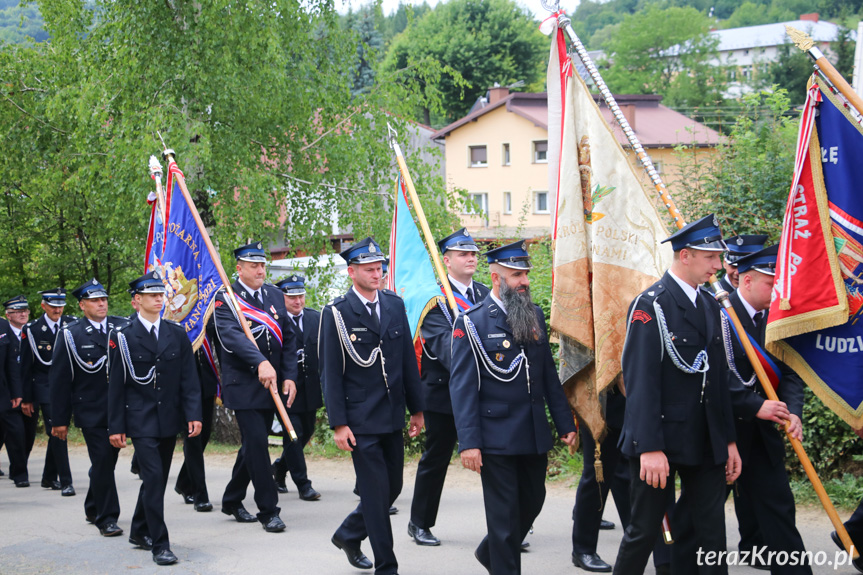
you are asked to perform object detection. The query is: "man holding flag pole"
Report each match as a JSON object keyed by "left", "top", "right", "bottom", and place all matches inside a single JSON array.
[{"left": 407, "top": 227, "right": 489, "bottom": 547}]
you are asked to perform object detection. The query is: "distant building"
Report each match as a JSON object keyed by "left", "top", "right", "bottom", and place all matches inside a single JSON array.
[
  {"left": 713, "top": 14, "right": 853, "bottom": 97},
  {"left": 431, "top": 87, "right": 719, "bottom": 239}
]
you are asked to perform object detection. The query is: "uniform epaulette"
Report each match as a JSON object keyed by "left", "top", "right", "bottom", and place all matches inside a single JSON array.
[
  {"left": 163, "top": 319, "right": 182, "bottom": 327},
  {"left": 380, "top": 289, "right": 398, "bottom": 297},
  {"left": 63, "top": 317, "right": 80, "bottom": 327},
  {"left": 114, "top": 322, "right": 130, "bottom": 332}
]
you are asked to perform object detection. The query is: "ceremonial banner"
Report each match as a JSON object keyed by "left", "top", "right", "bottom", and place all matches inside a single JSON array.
[
  {"left": 767, "top": 78, "right": 863, "bottom": 429},
  {"left": 386, "top": 175, "right": 444, "bottom": 341},
  {"left": 148, "top": 160, "right": 223, "bottom": 350},
  {"left": 547, "top": 20, "right": 672, "bottom": 437}
]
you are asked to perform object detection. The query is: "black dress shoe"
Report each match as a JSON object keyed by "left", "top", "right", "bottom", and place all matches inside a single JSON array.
[
  {"left": 194, "top": 501, "right": 213, "bottom": 512},
  {"left": 407, "top": 521, "right": 440, "bottom": 546},
  {"left": 129, "top": 534, "right": 154, "bottom": 550},
  {"left": 41, "top": 479, "right": 61, "bottom": 490},
  {"left": 332, "top": 535, "right": 373, "bottom": 569},
  {"left": 272, "top": 461, "right": 288, "bottom": 493},
  {"left": 353, "top": 485, "right": 360, "bottom": 496},
  {"left": 153, "top": 549, "right": 178, "bottom": 566},
  {"left": 299, "top": 485, "right": 321, "bottom": 501},
  {"left": 263, "top": 515, "right": 286, "bottom": 533},
  {"left": 599, "top": 519, "right": 615, "bottom": 530},
  {"left": 831, "top": 531, "right": 863, "bottom": 573},
  {"left": 130, "top": 463, "right": 139, "bottom": 476},
  {"left": 174, "top": 486, "right": 194, "bottom": 504},
  {"left": 85, "top": 514, "right": 96, "bottom": 524},
  {"left": 221, "top": 505, "right": 257, "bottom": 523},
  {"left": 572, "top": 552, "right": 612, "bottom": 572},
  {"left": 99, "top": 522, "right": 123, "bottom": 537},
  {"left": 520, "top": 540, "right": 530, "bottom": 552},
  {"left": 0, "top": 468, "right": 5, "bottom": 476},
  {"left": 61, "top": 485, "right": 76, "bottom": 496},
  {"left": 14, "top": 480, "right": 30, "bottom": 488},
  {"left": 389, "top": 505, "right": 398, "bottom": 515}
]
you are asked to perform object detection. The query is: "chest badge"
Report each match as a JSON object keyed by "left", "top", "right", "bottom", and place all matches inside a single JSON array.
[
  {"left": 41, "top": 325, "right": 47, "bottom": 332},
  {"left": 502, "top": 340, "right": 510, "bottom": 349},
  {"left": 495, "top": 352, "right": 504, "bottom": 362},
  {"left": 350, "top": 334, "right": 357, "bottom": 342},
  {"left": 46, "top": 345, "right": 51, "bottom": 351}
]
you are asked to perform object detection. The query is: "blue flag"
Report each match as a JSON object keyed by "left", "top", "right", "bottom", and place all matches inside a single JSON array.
[
  {"left": 151, "top": 160, "right": 223, "bottom": 350},
  {"left": 768, "top": 80, "right": 863, "bottom": 429},
  {"left": 386, "top": 176, "right": 445, "bottom": 340}
]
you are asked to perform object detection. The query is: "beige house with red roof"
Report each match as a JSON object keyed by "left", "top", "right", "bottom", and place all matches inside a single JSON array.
[{"left": 431, "top": 87, "right": 720, "bottom": 238}]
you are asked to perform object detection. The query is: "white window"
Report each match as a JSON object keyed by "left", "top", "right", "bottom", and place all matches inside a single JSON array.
[
  {"left": 469, "top": 145, "right": 488, "bottom": 167},
  {"left": 533, "top": 140, "right": 548, "bottom": 163},
  {"left": 534, "top": 191, "right": 549, "bottom": 214},
  {"left": 652, "top": 161, "right": 662, "bottom": 174},
  {"left": 464, "top": 192, "right": 489, "bottom": 216},
  {"left": 502, "top": 143, "right": 511, "bottom": 166},
  {"left": 503, "top": 191, "right": 512, "bottom": 214}
]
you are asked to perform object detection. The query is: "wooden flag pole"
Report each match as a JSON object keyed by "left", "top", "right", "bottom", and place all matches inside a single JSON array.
[
  {"left": 787, "top": 26, "right": 863, "bottom": 117},
  {"left": 555, "top": 10, "right": 857, "bottom": 558},
  {"left": 387, "top": 124, "right": 460, "bottom": 315},
  {"left": 158, "top": 145, "right": 297, "bottom": 442}
]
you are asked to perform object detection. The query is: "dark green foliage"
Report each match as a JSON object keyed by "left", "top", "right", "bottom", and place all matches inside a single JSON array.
[
  {"left": 381, "top": 0, "right": 547, "bottom": 125},
  {"left": 768, "top": 45, "right": 815, "bottom": 105},
  {"left": 0, "top": 0, "right": 459, "bottom": 316}
]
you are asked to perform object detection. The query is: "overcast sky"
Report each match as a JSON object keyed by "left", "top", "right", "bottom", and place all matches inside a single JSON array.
[{"left": 335, "top": 0, "right": 580, "bottom": 21}]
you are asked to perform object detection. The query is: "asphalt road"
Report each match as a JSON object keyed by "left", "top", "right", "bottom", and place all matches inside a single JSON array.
[{"left": 0, "top": 444, "right": 856, "bottom": 574}]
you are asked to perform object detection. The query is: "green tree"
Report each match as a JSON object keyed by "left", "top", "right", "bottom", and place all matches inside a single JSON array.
[
  {"left": 723, "top": 1, "right": 773, "bottom": 28},
  {"left": 0, "top": 0, "right": 459, "bottom": 313},
  {"left": 381, "top": 0, "right": 546, "bottom": 125},
  {"left": 768, "top": 44, "right": 813, "bottom": 105},
  {"left": 602, "top": 6, "right": 726, "bottom": 109}
]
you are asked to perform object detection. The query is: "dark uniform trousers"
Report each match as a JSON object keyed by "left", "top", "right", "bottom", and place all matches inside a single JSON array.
[
  {"left": 274, "top": 307, "right": 322, "bottom": 491},
  {"left": 275, "top": 410, "right": 316, "bottom": 489},
  {"left": 223, "top": 407, "right": 279, "bottom": 520},
  {"left": 335, "top": 431, "right": 404, "bottom": 573},
  {"left": 411, "top": 282, "right": 489, "bottom": 530},
  {"left": 22, "top": 316, "right": 73, "bottom": 486},
  {"left": 108, "top": 317, "right": 202, "bottom": 556},
  {"left": 175, "top": 344, "right": 219, "bottom": 504},
  {"left": 0, "top": 410, "right": 27, "bottom": 482},
  {"left": 321, "top": 289, "right": 425, "bottom": 575},
  {"left": 572, "top": 391, "right": 672, "bottom": 566},
  {"left": 410, "top": 410, "right": 458, "bottom": 528},
  {"left": 214, "top": 282, "right": 297, "bottom": 523},
  {"left": 613, "top": 274, "right": 736, "bottom": 575},
  {"left": 82, "top": 427, "right": 121, "bottom": 526},
  {"left": 130, "top": 436, "right": 176, "bottom": 552},
  {"left": 674, "top": 291, "right": 810, "bottom": 575},
  {"left": 175, "top": 394, "right": 214, "bottom": 504},
  {"left": 844, "top": 498, "right": 863, "bottom": 549},
  {"left": 450, "top": 297, "right": 576, "bottom": 575}
]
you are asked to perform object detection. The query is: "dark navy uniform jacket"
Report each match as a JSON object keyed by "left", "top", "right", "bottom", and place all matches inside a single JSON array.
[
  {"left": 21, "top": 314, "right": 75, "bottom": 405},
  {"left": 0, "top": 318, "right": 22, "bottom": 413},
  {"left": 450, "top": 296, "right": 576, "bottom": 455},
  {"left": 107, "top": 316, "right": 202, "bottom": 438},
  {"left": 50, "top": 316, "right": 129, "bottom": 429},
  {"left": 619, "top": 271, "right": 736, "bottom": 467},
  {"left": 212, "top": 282, "right": 297, "bottom": 411},
  {"left": 419, "top": 280, "right": 489, "bottom": 415},
  {"left": 725, "top": 291, "right": 804, "bottom": 467},
  {"left": 286, "top": 307, "right": 322, "bottom": 414},
  {"left": 320, "top": 289, "right": 424, "bottom": 435}
]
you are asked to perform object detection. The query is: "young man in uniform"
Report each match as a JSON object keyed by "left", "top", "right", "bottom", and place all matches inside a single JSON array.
[
  {"left": 408, "top": 227, "right": 489, "bottom": 547},
  {"left": 108, "top": 272, "right": 202, "bottom": 565},
  {"left": 612, "top": 214, "right": 741, "bottom": 575}
]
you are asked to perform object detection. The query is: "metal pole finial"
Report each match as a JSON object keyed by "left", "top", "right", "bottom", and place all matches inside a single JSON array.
[
  {"left": 386, "top": 122, "right": 398, "bottom": 150},
  {"left": 148, "top": 155, "right": 163, "bottom": 178}
]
